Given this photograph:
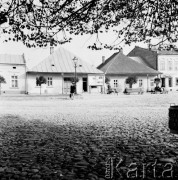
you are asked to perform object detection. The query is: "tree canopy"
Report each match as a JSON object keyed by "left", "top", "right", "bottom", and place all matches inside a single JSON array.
[
  {"left": 0, "top": 75, "right": 6, "bottom": 84},
  {"left": 36, "top": 76, "right": 46, "bottom": 86},
  {"left": 1, "top": 0, "right": 178, "bottom": 50},
  {"left": 125, "top": 76, "right": 137, "bottom": 88}
]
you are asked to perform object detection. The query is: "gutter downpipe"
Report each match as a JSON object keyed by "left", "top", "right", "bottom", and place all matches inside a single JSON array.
[
  {"left": 23, "top": 54, "right": 28, "bottom": 94},
  {"left": 147, "top": 74, "right": 149, "bottom": 92},
  {"left": 103, "top": 73, "right": 105, "bottom": 94}
]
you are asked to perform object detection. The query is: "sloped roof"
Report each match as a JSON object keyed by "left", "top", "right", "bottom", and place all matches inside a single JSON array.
[
  {"left": 0, "top": 54, "right": 26, "bottom": 64},
  {"left": 127, "top": 46, "right": 157, "bottom": 69},
  {"left": 97, "top": 52, "right": 161, "bottom": 75},
  {"left": 129, "top": 56, "right": 148, "bottom": 66},
  {"left": 28, "top": 47, "right": 103, "bottom": 74}
]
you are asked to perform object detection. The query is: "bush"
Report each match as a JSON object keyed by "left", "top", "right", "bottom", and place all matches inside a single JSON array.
[{"left": 125, "top": 76, "right": 137, "bottom": 88}]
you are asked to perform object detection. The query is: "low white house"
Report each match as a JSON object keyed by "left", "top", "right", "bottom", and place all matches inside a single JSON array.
[
  {"left": 0, "top": 54, "right": 26, "bottom": 94},
  {"left": 27, "top": 47, "right": 104, "bottom": 94},
  {"left": 97, "top": 52, "right": 161, "bottom": 93}
]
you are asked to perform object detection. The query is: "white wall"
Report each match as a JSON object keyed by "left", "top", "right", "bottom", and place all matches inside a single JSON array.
[
  {"left": 27, "top": 73, "right": 63, "bottom": 94},
  {"left": 158, "top": 55, "right": 178, "bottom": 91},
  {"left": 107, "top": 75, "right": 157, "bottom": 93},
  {"left": 27, "top": 74, "right": 89, "bottom": 95},
  {"left": 76, "top": 77, "right": 83, "bottom": 94},
  {"left": 0, "top": 64, "right": 26, "bottom": 94}
]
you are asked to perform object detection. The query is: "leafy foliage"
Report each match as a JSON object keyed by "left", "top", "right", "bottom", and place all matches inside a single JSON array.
[
  {"left": 36, "top": 76, "right": 46, "bottom": 94},
  {"left": 125, "top": 76, "right": 137, "bottom": 88},
  {"left": 154, "top": 77, "right": 161, "bottom": 87},
  {"left": 36, "top": 76, "right": 46, "bottom": 86},
  {"left": 0, "top": 75, "right": 6, "bottom": 95},
  {"left": 0, "top": 75, "right": 6, "bottom": 84},
  {"left": 1, "top": 0, "right": 178, "bottom": 50}
]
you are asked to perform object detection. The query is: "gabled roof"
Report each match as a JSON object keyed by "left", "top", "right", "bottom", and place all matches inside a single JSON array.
[
  {"left": 127, "top": 46, "right": 157, "bottom": 69},
  {"left": 0, "top": 54, "right": 26, "bottom": 65},
  {"left": 97, "top": 52, "right": 161, "bottom": 75},
  {"left": 28, "top": 47, "right": 103, "bottom": 74}
]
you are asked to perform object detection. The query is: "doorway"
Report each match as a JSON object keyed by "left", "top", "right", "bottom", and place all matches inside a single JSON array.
[
  {"left": 161, "top": 78, "right": 165, "bottom": 87},
  {"left": 83, "top": 78, "right": 88, "bottom": 92},
  {"left": 63, "top": 77, "right": 72, "bottom": 94},
  {"left": 169, "top": 78, "right": 173, "bottom": 87}
]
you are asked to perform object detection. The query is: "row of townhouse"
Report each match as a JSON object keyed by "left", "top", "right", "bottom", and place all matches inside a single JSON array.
[
  {"left": 0, "top": 46, "right": 178, "bottom": 95},
  {"left": 0, "top": 47, "right": 104, "bottom": 95}
]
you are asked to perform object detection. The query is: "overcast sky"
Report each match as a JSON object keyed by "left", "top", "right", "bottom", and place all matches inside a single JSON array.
[{"left": 0, "top": 33, "right": 147, "bottom": 69}]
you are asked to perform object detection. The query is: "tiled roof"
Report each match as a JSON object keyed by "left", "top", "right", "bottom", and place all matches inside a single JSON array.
[
  {"left": 0, "top": 54, "right": 26, "bottom": 64},
  {"left": 127, "top": 46, "right": 157, "bottom": 69},
  {"left": 97, "top": 52, "right": 161, "bottom": 75},
  {"left": 28, "top": 47, "right": 103, "bottom": 74}
]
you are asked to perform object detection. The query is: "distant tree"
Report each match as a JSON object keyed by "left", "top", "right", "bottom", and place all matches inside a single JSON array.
[
  {"left": 1, "top": 1, "right": 178, "bottom": 50},
  {"left": 36, "top": 76, "right": 46, "bottom": 95},
  {"left": 125, "top": 76, "right": 137, "bottom": 88},
  {"left": 0, "top": 75, "right": 6, "bottom": 95},
  {"left": 154, "top": 78, "right": 161, "bottom": 87}
]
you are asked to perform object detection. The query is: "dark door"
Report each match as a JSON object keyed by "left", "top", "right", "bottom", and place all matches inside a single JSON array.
[
  {"left": 169, "top": 78, "right": 172, "bottom": 87},
  {"left": 83, "top": 78, "right": 88, "bottom": 92},
  {"left": 161, "top": 78, "right": 165, "bottom": 87}
]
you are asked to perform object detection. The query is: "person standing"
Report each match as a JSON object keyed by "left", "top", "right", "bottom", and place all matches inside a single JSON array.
[{"left": 70, "top": 83, "right": 75, "bottom": 100}]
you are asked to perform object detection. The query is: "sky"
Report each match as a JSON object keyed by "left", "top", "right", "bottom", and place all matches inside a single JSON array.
[{"left": 0, "top": 32, "right": 147, "bottom": 69}]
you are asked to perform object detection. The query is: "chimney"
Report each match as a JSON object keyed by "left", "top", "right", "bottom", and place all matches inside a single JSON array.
[
  {"left": 102, "top": 56, "right": 105, "bottom": 63},
  {"left": 50, "top": 46, "right": 54, "bottom": 54}
]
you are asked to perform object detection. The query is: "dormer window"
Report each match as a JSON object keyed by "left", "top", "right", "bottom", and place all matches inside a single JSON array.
[{"left": 13, "top": 67, "right": 16, "bottom": 69}]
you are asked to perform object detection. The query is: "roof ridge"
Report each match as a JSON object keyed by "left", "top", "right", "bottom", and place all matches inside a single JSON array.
[
  {"left": 97, "top": 52, "right": 118, "bottom": 69},
  {"left": 134, "top": 46, "right": 157, "bottom": 53},
  {"left": 105, "top": 52, "right": 121, "bottom": 74}
]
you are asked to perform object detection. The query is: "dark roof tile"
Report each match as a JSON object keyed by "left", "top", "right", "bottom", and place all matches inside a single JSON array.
[{"left": 98, "top": 52, "right": 161, "bottom": 75}]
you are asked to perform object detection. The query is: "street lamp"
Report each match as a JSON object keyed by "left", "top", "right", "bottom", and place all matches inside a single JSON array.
[{"left": 72, "top": 56, "right": 78, "bottom": 94}]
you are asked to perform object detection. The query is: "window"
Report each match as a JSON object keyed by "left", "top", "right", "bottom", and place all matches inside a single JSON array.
[
  {"left": 47, "top": 77, "right": 53, "bottom": 86},
  {"left": 160, "top": 61, "right": 165, "bottom": 71},
  {"left": 150, "top": 79, "right": 154, "bottom": 86},
  {"left": 168, "top": 61, "right": 173, "bottom": 71},
  {"left": 113, "top": 79, "right": 118, "bottom": 87},
  {"left": 13, "top": 67, "right": 16, "bottom": 69},
  {"left": 99, "top": 76, "right": 103, "bottom": 79},
  {"left": 175, "top": 61, "right": 178, "bottom": 71},
  {"left": 139, "top": 79, "right": 143, "bottom": 87},
  {"left": 176, "top": 78, "right": 178, "bottom": 86},
  {"left": 11, "top": 75, "right": 18, "bottom": 88}
]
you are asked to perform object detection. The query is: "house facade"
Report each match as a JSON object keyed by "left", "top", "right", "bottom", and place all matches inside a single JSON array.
[
  {"left": 27, "top": 47, "right": 104, "bottom": 95},
  {"left": 0, "top": 54, "right": 26, "bottom": 94},
  {"left": 157, "top": 52, "right": 178, "bottom": 91},
  {"left": 97, "top": 52, "right": 161, "bottom": 93},
  {"left": 128, "top": 46, "right": 178, "bottom": 91}
]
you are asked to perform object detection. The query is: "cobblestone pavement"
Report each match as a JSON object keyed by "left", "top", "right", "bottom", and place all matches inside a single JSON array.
[{"left": 0, "top": 93, "right": 178, "bottom": 179}]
